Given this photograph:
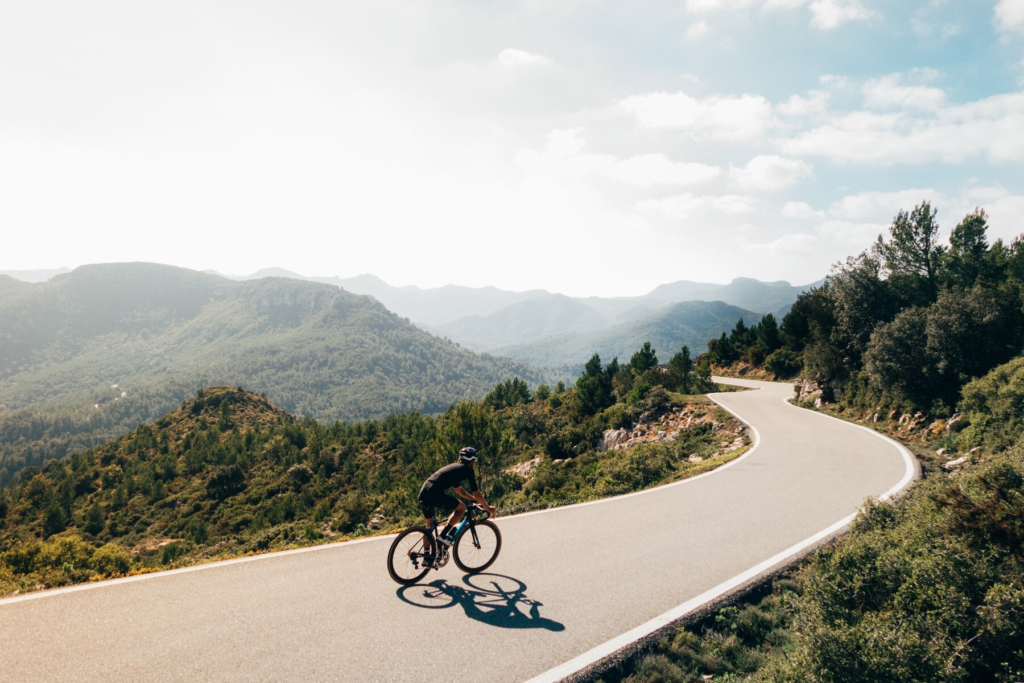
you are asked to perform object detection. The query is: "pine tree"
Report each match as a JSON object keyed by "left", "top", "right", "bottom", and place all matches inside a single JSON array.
[{"left": 85, "top": 500, "right": 105, "bottom": 536}]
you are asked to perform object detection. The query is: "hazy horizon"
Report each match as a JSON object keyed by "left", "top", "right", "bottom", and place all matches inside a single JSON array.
[
  {"left": 3, "top": 1, "right": 1023, "bottom": 297},
  {"left": 0, "top": 261, "right": 826, "bottom": 296}
]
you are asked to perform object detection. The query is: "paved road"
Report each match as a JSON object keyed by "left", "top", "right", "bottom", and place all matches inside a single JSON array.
[{"left": 0, "top": 378, "right": 913, "bottom": 682}]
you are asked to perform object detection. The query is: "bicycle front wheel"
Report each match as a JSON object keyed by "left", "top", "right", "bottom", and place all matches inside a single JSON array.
[
  {"left": 453, "top": 520, "right": 501, "bottom": 573},
  {"left": 387, "top": 527, "right": 435, "bottom": 585}
]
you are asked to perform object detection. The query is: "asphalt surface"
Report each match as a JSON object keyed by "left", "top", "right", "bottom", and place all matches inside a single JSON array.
[{"left": 0, "top": 378, "right": 913, "bottom": 682}]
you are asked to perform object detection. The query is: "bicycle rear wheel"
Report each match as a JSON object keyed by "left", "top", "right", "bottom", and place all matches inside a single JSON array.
[
  {"left": 387, "top": 527, "right": 435, "bottom": 585},
  {"left": 453, "top": 520, "right": 501, "bottom": 573}
]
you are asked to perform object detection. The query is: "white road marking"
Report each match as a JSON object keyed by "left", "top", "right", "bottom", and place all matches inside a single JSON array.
[
  {"left": 0, "top": 387, "right": 765, "bottom": 606},
  {"left": 525, "top": 383, "right": 917, "bottom": 683}
]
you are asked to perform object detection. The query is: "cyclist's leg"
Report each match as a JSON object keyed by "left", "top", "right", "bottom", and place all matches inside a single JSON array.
[
  {"left": 440, "top": 495, "right": 466, "bottom": 538},
  {"left": 416, "top": 497, "right": 439, "bottom": 563}
]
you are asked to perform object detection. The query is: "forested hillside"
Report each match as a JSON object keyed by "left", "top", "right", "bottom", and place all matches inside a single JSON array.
[
  {"left": 610, "top": 203, "right": 1024, "bottom": 682},
  {"left": 0, "top": 343, "right": 740, "bottom": 596},
  {"left": 711, "top": 203, "right": 1024, "bottom": 415},
  {"left": 0, "top": 263, "right": 550, "bottom": 485},
  {"left": 491, "top": 300, "right": 762, "bottom": 368}
]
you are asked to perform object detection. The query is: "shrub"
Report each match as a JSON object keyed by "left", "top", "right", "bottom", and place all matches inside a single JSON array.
[
  {"left": 91, "top": 543, "right": 132, "bottom": 575},
  {"left": 764, "top": 348, "right": 802, "bottom": 378},
  {"left": 960, "top": 356, "right": 1024, "bottom": 451}
]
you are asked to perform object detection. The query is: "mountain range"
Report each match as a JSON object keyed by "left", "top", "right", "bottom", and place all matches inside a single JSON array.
[{"left": 211, "top": 268, "right": 821, "bottom": 363}]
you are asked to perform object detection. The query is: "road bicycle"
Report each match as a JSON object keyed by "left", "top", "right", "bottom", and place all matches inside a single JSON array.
[{"left": 387, "top": 503, "right": 501, "bottom": 585}]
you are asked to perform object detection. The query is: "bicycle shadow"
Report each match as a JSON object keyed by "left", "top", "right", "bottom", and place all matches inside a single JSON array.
[{"left": 396, "top": 573, "right": 565, "bottom": 632}]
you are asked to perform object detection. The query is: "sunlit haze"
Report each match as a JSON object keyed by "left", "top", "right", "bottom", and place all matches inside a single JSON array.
[{"left": 3, "top": 1, "right": 1023, "bottom": 296}]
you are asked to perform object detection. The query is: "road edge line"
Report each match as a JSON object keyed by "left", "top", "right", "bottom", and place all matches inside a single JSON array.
[
  {"left": 524, "top": 383, "right": 918, "bottom": 683},
  {"left": 0, "top": 384, "right": 766, "bottom": 606}
]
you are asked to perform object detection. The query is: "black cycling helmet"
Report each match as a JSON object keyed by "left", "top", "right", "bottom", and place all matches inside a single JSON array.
[{"left": 458, "top": 447, "right": 479, "bottom": 463}]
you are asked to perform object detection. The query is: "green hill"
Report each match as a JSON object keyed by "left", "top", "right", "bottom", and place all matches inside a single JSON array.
[
  {"left": 0, "top": 369, "right": 742, "bottom": 595},
  {"left": 490, "top": 300, "right": 762, "bottom": 368},
  {"left": 0, "top": 263, "right": 549, "bottom": 484}
]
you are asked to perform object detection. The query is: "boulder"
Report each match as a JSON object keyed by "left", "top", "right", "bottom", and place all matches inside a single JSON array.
[
  {"left": 687, "top": 454, "right": 703, "bottom": 463},
  {"left": 943, "top": 457, "right": 968, "bottom": 470},
  {"left": 505, "top": 455, "right": 543, "bottom": 479},
  {"left": 935, "top": 447, "right": 946, "bottom": 457},
  {"left": 599, "top": 428, "right": 629, "bottom": 452},
  {"left": 945, "top": 414, "right": 967, "bottom": 433}
]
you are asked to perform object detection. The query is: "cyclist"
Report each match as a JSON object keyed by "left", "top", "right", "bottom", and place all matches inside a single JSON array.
[{"left": 418, "top": 447, "right": 497, "bottom": 547}]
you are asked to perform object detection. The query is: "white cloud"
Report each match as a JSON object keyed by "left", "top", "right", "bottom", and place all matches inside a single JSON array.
[
  {"left": 815, "top": 220, "right": 887, "bottom": 248},
  {"left": 778, "top": 90, "right": 830, "bottom": 118},
  {"left": 826, "top": 188, "right": 938, "bottom": 222},
  {"left": 819, "top": 74, "right": 853, "bottom": 90},
  {"left": 995, "top": 0, "right": 1024, "bottom": 34},
  {"left": 685, "top": 0, "right": 758, "bottom": 10},
  {"left": 780, "top": 92, "right": 1024, "bottom": 164},
  {"left": 515, "top": 129, "right": 719, "bottom": 186},
  {"left": 730, "top": 155, "right": 813, "bottom": 192},
  {"left": 743, "top": 232, "right": 818, "bottom": 257},
  {"left": 809, "top": 0, "right": 875, "bottom": 30},
  {"left": 765, "top": 0, "right": 808, "bottom": 8},
  {"left": 498, "top": 48, "right": 553, "bottom": 68},
  {"left": 862, "top": 72, "right": 946, "bottom": 111},
  {"left": 610, "top": 154, "right": 721, "bottom": 186},
  {"left": 782, "top": 201, "right": 826, "bottom": 220},
  {"left": 687, "top": 21, "right": 710, "bottom": 39},
  {"left": 545, "top": 127, "right": 587, "bottom": 157},
  {"left": 620, "top": 91, "right": 774, "bottom": 141},
  {"left": 638, "top": 193, "right": 755, "bottom": 219}
]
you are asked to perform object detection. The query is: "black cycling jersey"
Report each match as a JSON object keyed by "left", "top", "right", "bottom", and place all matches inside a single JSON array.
[{"left": 421, "top": 462, "right": 478, "bottom": 495}]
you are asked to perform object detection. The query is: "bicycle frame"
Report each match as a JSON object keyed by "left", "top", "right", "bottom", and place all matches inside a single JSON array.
[{"left": 424, "top": 505, "right": 489, "bottom": 563}]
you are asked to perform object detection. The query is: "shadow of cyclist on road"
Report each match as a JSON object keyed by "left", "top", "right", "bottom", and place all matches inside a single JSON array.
[{"left": 396, "top": 573, "right": 564, "bottom": 632}]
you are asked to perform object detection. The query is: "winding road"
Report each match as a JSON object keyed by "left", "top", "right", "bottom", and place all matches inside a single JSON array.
[{"left": 0, "top": 378, "right": 915, "bottom": 682}]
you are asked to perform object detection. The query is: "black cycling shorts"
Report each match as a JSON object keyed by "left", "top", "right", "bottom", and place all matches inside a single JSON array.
[{"left": 418, "top": 487, "right": 459, "bottom": 519}]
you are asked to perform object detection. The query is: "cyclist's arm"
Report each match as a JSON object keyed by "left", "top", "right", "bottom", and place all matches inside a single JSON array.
[
  {"left": 453, "top": 486, "right": 476, "bottom": 501},
  {"left": 455, "top": 487, "right": 497, "bottom": 518}
]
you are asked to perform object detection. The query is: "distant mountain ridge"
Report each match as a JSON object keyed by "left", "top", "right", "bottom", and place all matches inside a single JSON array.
[
  {"left": 489, "top": 300, "right": 763, "bottom": 368},
  {"left": 225, "top": 268, "right": 822, "bottom": 356}
]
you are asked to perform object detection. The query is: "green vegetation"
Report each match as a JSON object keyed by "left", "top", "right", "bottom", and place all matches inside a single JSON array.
[
  {"left": 775, "top": 203, "right": 1023, "bottom": 412},
  {"left": 0, "top": 263, "right": 555, "bottom": 485},
  {"left": 616, "top": 357, "right": 1024, "bottom": 682},
  {"left": 0, "top": 342, "right": 741, "bottom": 597},
  {"left": 608, "top": 204, "right": 1024, "bottom": 682}
]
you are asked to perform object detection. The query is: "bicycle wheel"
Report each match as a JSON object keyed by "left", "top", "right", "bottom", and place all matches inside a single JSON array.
[
  {"left": 387, "top": 527, "right": 435, "bottom": 585},
  {"left": 453, "top": 520, "right": 501, "bottom": 573}
]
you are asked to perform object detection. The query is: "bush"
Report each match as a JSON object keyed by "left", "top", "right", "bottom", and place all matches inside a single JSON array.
[
  {"left": 91, "top": 543, "right": 132, "bottom": 575},
  {"left": 764, "top": 348, "right": 802, "bottom": 378},
  {"left": 960, "top": 356, "right": 1024, "bottom": 451}
]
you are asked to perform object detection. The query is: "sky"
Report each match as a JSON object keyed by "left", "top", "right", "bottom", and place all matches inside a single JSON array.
[{"left": 2, "top": 0, "right": 1023, "bottom": 297}]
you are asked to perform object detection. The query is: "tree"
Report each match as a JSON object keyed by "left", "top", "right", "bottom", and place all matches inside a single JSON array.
[
  {"left": 782, "top": 286, "right": 834, "bottom": 351},
  {"left": 756, "top": 314, "right": 781, "bottom": 355},
  {"left": 43, "top": 499, "right": 67, "bottom": 538},
  {"left": 874, "top": 201, "right": 944, "bottom": 302},
  {"left": 943, "top": 209, "right": 991, "bottom": 288},
  {"left": 729, "top": 319, "right": 754, "bottom": 350},
  {"left": 575, "top": 354, "right": 614, "bottom": 415},
  {"left": 84, "top": 500, "right": 105, "bottom": 536},
  {"left": 828, "top": 252, "right": 897, "bottom": 365},
  {"left": 864, "top": 308, "right": 933, "bottom": 405},
  {"left": 534, "top": 384, "right": 551, "bottom": 401},
  {"left": 707, "top": 332, "right": 736, "bottom": 364},
  {"left": 629, "top": 342, "right": 658, "bottom": 374},
  {"left": 668, "top": 346, "right": 694, "bottom": 392}
]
